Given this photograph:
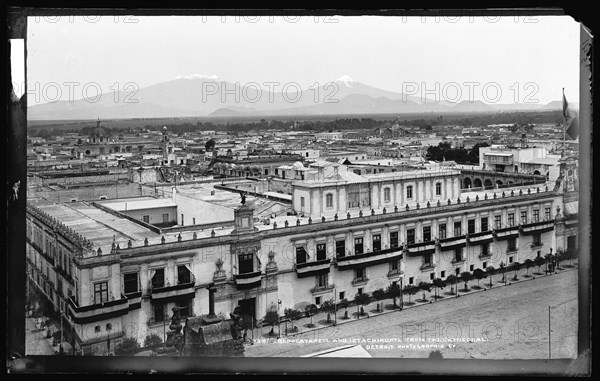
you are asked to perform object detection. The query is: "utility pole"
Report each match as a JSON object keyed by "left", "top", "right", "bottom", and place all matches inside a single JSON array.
[{"left": 548, "top": 306, "right": 551, "bottom": 359}]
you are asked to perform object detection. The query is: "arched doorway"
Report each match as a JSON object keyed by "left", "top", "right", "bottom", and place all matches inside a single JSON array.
[
  {"left": 474, "top": 178, "right": 482, "bottom": 188},
  {"left": 484, "top": 179, "right": 493, "bottom": 188},
  {"left": 496, "top": 180, "right": 503, "bottom": 186},
  {"left": 533, "top": 170, "right": 541, "bottom": 175},
  {"left": 463, "top": 178, "right": 472, "bottom": 189}
]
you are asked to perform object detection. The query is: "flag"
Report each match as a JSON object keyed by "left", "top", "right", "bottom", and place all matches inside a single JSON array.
[{"left": 562, "top": 89, "right": 579, "bottom": 140}]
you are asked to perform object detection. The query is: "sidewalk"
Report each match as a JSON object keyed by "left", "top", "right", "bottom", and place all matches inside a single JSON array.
[
  {"left": 25, "top": 317, "right": 56, "bottom": 355},
  {"left": 245, "top": 261, "right": 578, "bottom": 343}
]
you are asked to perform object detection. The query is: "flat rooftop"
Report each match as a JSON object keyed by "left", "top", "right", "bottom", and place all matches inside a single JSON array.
[
  {"left": 97, "top": 197, "right": 177, "bottom": 211},
  {"left": 28, "top": 197, "right": 235, "bottom": 257}
]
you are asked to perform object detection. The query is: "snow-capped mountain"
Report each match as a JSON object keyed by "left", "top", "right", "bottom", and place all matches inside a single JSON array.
[{"left": 27, "top": 74, "right": 563, "bottom": 120}]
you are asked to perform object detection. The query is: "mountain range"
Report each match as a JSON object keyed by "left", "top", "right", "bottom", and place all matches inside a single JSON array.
[{"left": 28, "top": 75, "right": 571, "bottom": 120}]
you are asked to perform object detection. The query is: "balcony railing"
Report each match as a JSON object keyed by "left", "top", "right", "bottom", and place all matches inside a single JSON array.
[
  {"left": 387, "top": 269, "right": 403, "bottom": 278},
  {"left": 351, "top": 277, "right": 369, "bottom": 286},
  {"left": 468, "top": 232, "right": 494, "bottom": 245},
  {"left": 479, "top": 251, "right": 492, "bottom": 259},
  {"left": 125, "top": 291, "right": 143, "bottom": 311},
  {"left": 310, "top": 284, "right": 335, "bottom": 295},
  {"left": 295, "top": 258, "right": 331, "bottom": 278},
  {"left": 67, "top": 295, "right": 129, "bottom": 324},
  {"left": 451, "top": 257, "right": 465, "bottom": 264},
  {"left": 234, "top": 271, "right": 262, "bottom": 290},
  {"left": 420, "top": 262, "right": 436, "bottom": 271},
  {"left": 439, "top": 236, "right": 467, "bottom": 251},
  {"left": 520, "top": 220, "right": 554, "bottom": 235},
  {"left": 406, "top": 241, "right": 436, "bottom": 257},
  {"left": 336, "top": 247, "right": 404, "bottom": 271},
  {"left": 493, "top": 226, "right": 520, "bottom": 241},
  {"left": 150, "top": 281, "right": 195, "bottom": 301}
]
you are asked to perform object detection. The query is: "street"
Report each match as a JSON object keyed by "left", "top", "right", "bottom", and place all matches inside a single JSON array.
[
  {"left": 25, "top": 317, "right": 56, "bottom": 356},
  {"left": 245, "top": 267, "right": 578, "bottom": 359}
]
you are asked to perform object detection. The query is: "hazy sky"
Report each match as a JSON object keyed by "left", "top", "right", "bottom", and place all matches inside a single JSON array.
[{"left": 25, "top": 14, "right": 580, "bottom": 105}]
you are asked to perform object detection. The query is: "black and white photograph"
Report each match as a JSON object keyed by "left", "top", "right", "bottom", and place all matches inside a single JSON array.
[{"left": 6, "top": 8, "right": 592, "bottom": 375}]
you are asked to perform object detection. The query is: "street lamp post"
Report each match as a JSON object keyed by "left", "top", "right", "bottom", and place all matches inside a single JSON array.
[
  {"left": 277, "top": 299, "right": 281, "bottom": 339},
  {"left": 60, "top": 312, "right": 64, "bottom": 354}
]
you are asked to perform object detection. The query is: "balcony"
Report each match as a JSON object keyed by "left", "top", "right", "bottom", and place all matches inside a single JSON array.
[
  {"left": 479, "top": 251, "right": 492, "bottom": 259},
  {"left": 451, "top": 257, "right": 465, "bottom": 264},
  {"left": 295, "top": 258, "right": 331, "bottom": 278},
  {"left": 406, "top": 241, "right": 436, "bottom": 257},
  {"left": 125, "top": 291, "right": 143, "bottom": 311},
  {"left": 468, "top": 232, "right": 494, "bottom": 245},
  {"left": 234, "top": 271, "right": 262, "bottom": 290},
  {"left": 351, "top": 277, "right": 369, "bottom": 286},
  {"left": 67, "top": 295, "right": 129, "bottom": 324},
  {"left": 420, "top": 262, "right": 436, "bottom": 271},
  {"left": 387, "top": 269, "right": 403, "bottom": 279},
  {"left": 493, "top": 226, "right": 519, "bottom": 241},
  {"left": 310, "top": 284, "right": 335, "bottom": 295},
  {"left": 439, "top": 236, "right": 467, "bottom": 251},
  {"left": 336, "top": 247, "right": 404, "bottom": 271},
  {"left": 149, "top": 280, "right": 195, "bottom": 301},
  {"left": 530, "top": 242, "right": 543, "bottom": 249},
  {"left": 521, "top": 220, "right": 554, "bottom": 235}
]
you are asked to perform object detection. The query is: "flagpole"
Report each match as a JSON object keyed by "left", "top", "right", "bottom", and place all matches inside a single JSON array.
[{"left": 562, "top": 88, "right": 566, "bottom": 158}]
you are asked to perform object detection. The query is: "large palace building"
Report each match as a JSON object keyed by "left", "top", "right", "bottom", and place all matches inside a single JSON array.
[{"left": 25, "top": 156, "right": 580, "bottom": 355}]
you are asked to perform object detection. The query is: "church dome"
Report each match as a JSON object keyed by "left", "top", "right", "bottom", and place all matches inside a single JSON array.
[{"left": 292, "top": 161, "right": 304, "bottom": 170}]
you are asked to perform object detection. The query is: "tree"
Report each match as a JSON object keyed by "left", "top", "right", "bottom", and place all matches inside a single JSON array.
[
  {"left": 386, "top": 283, "right": 402, "bottom": 308},
  {"left": 338, "top": 298, "right": 350, "bottom": 319},
  {"left": 524, "top": 259, "right": 534, "bottom": 277},
  {"left": 403, "top": 284, "right": 419, "bottom": 304},
  {"left": 473, "top": 268, "right": 486, "bottom": 288},
  {"left": 354, "top": 293, "right": 371, "bottom": 318},
  {"left": 417, "top": 281, "right": 432, "bottom": 301},
  {"left": 320, "top": 299, "right": 336, "bottom": 323},
  {"left": 143, "top": 333, "right": 163, "bottom": 347},
  {"left": 432, "top": 278, "right": 445, "bottom": 299},
  {"left": 240, "top": 314, "right": 253, "bottom": 341},
  {"left": 445, "top": 275, "right": 458, "bottom": 294},
  {"left": 284, "top": 308, "right": 302, "bottom": 332},
  {"left": 555, "top": 251, "right": 564, "bottom": 269},
  {"left": 205, "top": 138, "right": 216, "bottom": 152},
  {"left": 511, "top": 261, "right": 521, "bottom": 280},
  {"left": 499, "top": 262, "right": 507, "bottom": 283},
  {"left": 114, "top": 337, "right": 140, "bottom": 355},
  {"left": 304, "top": 304, "right": 318, "bottom": 327},
  {"left": 534, "top": 256, "right": 546, "bottom": 274},
  {"left": 372, "top": 288, "right": 386, "bottom": 312},
  {"left": 460, "top": 272, "right": 473, "bottom": 291},
  {"left": 263, "top": 309, "right": 280, "bottom": 336},
  {"left": 545, "top": 253, "right": 554, "bottom": 273}
]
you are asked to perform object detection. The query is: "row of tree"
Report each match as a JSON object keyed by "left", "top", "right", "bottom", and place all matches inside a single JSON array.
[{"left": 259, "top": 250, "right": 576, "bottom": 334}]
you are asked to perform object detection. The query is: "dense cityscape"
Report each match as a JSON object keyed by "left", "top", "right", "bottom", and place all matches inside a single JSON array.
[{"left": 24, "top": 112, "right": 579, "bottom": 358}]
